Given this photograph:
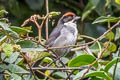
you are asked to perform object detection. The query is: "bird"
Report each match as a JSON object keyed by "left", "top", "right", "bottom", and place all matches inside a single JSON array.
[{"left": 45, "top": 12, "right": 80, "bottom": 58}]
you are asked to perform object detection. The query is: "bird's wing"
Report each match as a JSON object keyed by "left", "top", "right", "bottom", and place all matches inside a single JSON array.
[
  {"left": 45, "top": 24, "right": 64, "bottom": 47},
  {"left": 52, "top": 35, "right": 68, "bottom": 47}
]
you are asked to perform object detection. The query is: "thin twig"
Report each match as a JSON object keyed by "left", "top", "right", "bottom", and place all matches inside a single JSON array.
[
  {"left": 45, "top": 0, "right": 49, "bottom": 41},
  {"left": 36, "top": 70, "right": 55, "bottom": 80},
  {"left": 20, "top": 52, "right": 38, "bottom": 80},
  {"left": 66, "top": 70, "right": 75, "bottom": 80}
]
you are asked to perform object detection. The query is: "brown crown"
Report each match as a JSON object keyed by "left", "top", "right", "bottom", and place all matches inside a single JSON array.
[{"left": 63, "top": 12, "right": 75, "bottom": 16}]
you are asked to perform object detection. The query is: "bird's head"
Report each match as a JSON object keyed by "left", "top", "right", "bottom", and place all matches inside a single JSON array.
[{"left": 60, "top": 12, "right": 80, "bottom": 23}]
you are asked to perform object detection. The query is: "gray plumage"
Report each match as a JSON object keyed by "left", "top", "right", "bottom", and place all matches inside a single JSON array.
[{"left": 45, "top": 13, "right": 80, "bottom": 57}]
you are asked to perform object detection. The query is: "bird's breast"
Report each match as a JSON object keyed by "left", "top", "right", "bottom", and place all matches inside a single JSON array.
[{"left": 64, "top": 22, "right": 78, "bottom": 40}]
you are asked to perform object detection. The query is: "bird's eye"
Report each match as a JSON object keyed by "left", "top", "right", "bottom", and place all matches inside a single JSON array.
[{"left": 63, "top": 15, "right": 73, "bottom": 23}]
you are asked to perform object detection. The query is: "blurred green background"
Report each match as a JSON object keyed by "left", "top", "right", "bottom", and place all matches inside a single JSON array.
[{"left": 0, "top": 0, "right": 120, "bottom": 39}]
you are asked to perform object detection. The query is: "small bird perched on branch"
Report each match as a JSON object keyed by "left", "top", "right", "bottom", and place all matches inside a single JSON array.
[{"left": 45, "top": 12, "right": 80, "bottom": 58}]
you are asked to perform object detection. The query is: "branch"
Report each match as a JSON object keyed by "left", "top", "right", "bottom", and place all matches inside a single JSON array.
[
  {"left": 36, "top": 70, "right": 55, "bottom": 80},
  {"left": 45, "top": 0, "right": 49, "bottom": 41},
  {"left": 20, "top": 52, "right": 38, "bottom": 80},
  {"left": 27, "top": 67, "right": 85, "bottom": 70},
  {"left": 80, "top": 41, "right": 110, "bottom": 79}
]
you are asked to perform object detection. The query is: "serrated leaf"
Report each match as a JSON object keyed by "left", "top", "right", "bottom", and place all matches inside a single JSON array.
[
  {"left": 4, "top": 52, "right": 19, "bottom": 63},
  {"left": 16, "top": 40, "right": 37, "bottom": 48},
  {"left": 26, "top": 51, "right": 50, "bottom": 65},
  {"left": 15, "top": 58, "right": 24, "bottom": 65},
  {"left": 11, "top": 73, "right": 22, "bottom": 80},
  {"left": 2, "top": 43, "right": 14, "bottom": 57},
  {"left": 0, "top": 22, "right": 11, "bottom": 31},
  {"left": 93, "top": 16, "right": 120, "bottom": 24},
  {"left": 85, "top": 71, "right": 112, "bottom": 80},
  {"left": 0, "top": 22, "right": 19, "bottom": 38},
  {"left": 1, "top": 53, "right": 6, "bottom": 60},
  {"left": 8, "top": 64, "right": 28, "bottom": 73},
  {"left": 68, "top": 54, "right": 98, "bottom": 69},
  {"left": 0, "top": 36, "right": 7, "bottom": 45},
  {"left": 0, "top": 64, "right": 8, "bottom": 70}
]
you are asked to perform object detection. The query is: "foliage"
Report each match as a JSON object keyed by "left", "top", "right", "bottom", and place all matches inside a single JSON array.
[{"left": 0, "top": 0, "right": 120, "bottom": 80}]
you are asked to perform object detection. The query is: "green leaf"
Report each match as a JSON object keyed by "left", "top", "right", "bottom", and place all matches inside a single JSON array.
[
  {"left": 2, "top": 43, "right": 14, "bottom": 57},
  {"left": 85, "top": 71, "right": 112, "bottom": 80},
  {"left": 94, "top": 0, "right": 107, "bottom": 16},
  {"left": 0, "top": 63, "right": 8, "bottom": 70},
  {"left": 0, "top": 22, "right": 19, "bottom": 38},
  {"left": 0, "top": 22, "right": 11, "bottom": 31},
  {"left": 16, "top": 40, "right": 37, "bottom": 48},
  {"left": 26, "top": 51, "right": 50, "bottom": 65},
  {"left": 8, "top": 64, "right": 28, "bottom": 73},
  {"left": 0, "top": 10, "right": 8, "bottom": 17},
  {"left": 49, "top": 12, "right": 61, "bottom": 16},
  {"left": 82, "top": 0, "right": 100, "bottom": 21},
  {"left": 4, "top": 52, "right": 19, "bottom": 63},
  {"left": 1, "top": 53, "right": 6, "bottom": 60},
  {"left": 0, "top": 36, "right": 7, "bottom": 45},
  {"left": 68, "top": 54, "right": 98, "bottom": 69},
  {"left": 104, "top": 58, "right": 120, "bottom": 72},
  {"left": 75, "top": 50, "right": 87, "bottom": 56},
  {"left": 10, "top": 26, "right": 32, "bottom": 35},
  {"left": 106, "top": 42, "right": 117, "bottom": 52},
  {"left": 52, "top": 71, "right": 67, "bottom": 79},
  {"left": 23, "top": 75, "right": 34, "bottom": 80},
  {"left": 102, "top": 42, "right": 117, "bottom": 57},
  {"left": 73, "top": 69, "right": 93, "bottom": 80},
  {"left": 43, "top": 57, "right": 53, "bottom": 63},
  {"left": 108, "top": 63, "right": 120, "bottom": 80},
  {"left": 89, "top": 42, "right": 104, "bottom": 54},
  {"left": 93, "top": 16, "right": 120, "bottom": 24},
  {"left": 89, "top": 77, "right": 103, "bottom": 80},
  {"left": 105, "top": 31, "right": 115, "bottom": 40},
  {"left": 11, "top": 73, "right": 22, "bottom": 80},
  {"left": 115, "top": 27, "right": 120, "bottom": 40},
  {"left": 115, "top": 0, "right": 120, "bottom": 4},
  {"left": 15, "top": 58, "right": 24, "bottom": 65}
]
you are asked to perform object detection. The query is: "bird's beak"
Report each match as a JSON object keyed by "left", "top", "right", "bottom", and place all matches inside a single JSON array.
[
  {"left": 72, "top": 16, "right": 80, "bottom": 23},
  {"left": 74, "top": 16, "right": 81, "bottom": 20}
]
